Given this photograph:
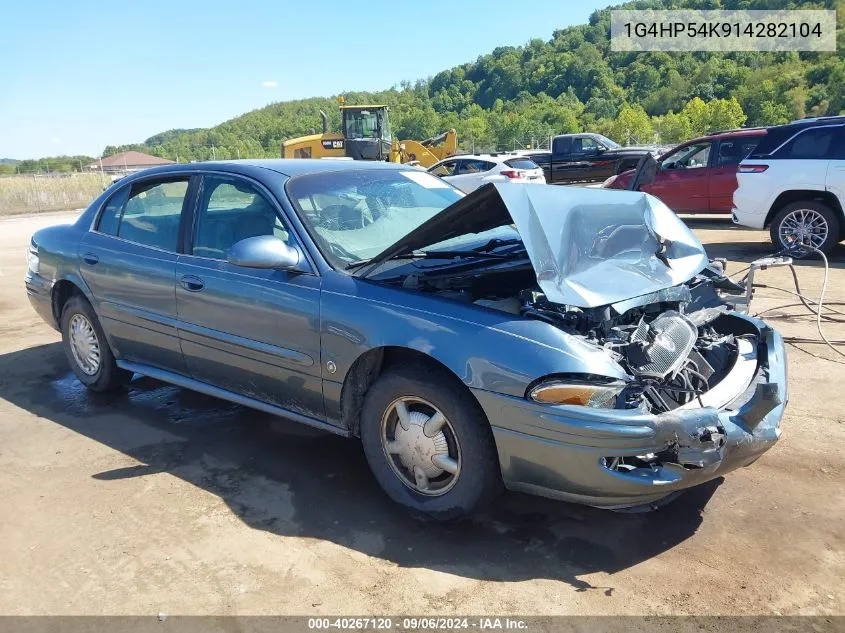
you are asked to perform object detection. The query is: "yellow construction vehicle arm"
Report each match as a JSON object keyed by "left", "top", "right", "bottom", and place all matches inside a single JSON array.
[{"left": 397, "top": 129, "right": 457, "bottom": 168}]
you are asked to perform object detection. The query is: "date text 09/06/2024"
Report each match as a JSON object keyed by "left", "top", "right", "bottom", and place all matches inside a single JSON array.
[{"left": 308, "top": 618, "right": 529, "bottom": 630}]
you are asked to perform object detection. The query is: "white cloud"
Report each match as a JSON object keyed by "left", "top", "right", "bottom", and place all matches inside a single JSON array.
[
  {"left": 51, "top": 137, "right": 61, "bottom": 143},
  {"left": 261, "top": 80, "right": 278, "bottom": 88}
]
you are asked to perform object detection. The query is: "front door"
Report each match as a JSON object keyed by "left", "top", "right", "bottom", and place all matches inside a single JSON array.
[
  {"left": 175, "top": 174, "right": 324, "bottom": 420},
  {"left": 569, "top": 136, "right": 613, "bottom": 182},
  {"left": 645, "top": 141, "right": 712, "bottom": 213},
  {"left": 78, "top": 176, "right": 192, "bottom": 373}
]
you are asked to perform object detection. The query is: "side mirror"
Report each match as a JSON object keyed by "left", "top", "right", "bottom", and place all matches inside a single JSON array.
[{"left": 227, "top": 235, "right": 301, "bottom": 270}]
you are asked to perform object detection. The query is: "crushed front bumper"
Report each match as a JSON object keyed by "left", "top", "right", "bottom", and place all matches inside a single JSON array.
[{"left": 476, "top": 316, "right": 786, "bottom": 509}]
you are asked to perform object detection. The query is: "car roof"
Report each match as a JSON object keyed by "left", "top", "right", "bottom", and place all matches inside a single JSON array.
[
  {"left": 686, "top": 128, "right": 768, "bottom": 144},
  {"left": 113, "top": 158, "right": 415, "bottom": 180},
  {"left": 442, "top": 152, "right": 534, "bottom": 163}
]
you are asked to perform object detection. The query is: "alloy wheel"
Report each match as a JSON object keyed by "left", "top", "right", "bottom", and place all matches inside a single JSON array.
[{"left": 779, "top": 208, "right": 828, "bottom": 253}]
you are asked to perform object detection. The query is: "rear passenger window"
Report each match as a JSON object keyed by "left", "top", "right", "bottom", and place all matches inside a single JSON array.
[
  {"left": 776, "top": 127, "right": 838, "bottom": 159},
  {"left": 458, "top": 160, "right": 495, "bottom": 174},
  {"left": 118, "top": 180, "right": 188, "bottom": 251},
  {"left": 717, "top": 139, "right": 760, "bottom": 166},
  {"left": 96, "top": 178, "right": 188, "bottom": 252},
  {"left": 193, "top": 176, "right": 294, "bottom": 259},
  {"left": 96, "top": 187, "right": 130, "bottom": 235},
  {"left": 552, "top": 137, "right": 572, "bottom": 155}
]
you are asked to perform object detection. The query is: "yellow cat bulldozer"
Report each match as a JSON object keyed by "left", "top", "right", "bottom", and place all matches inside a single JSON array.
[{"left": 282, "top": 100, "right": 456, "bottom": 168}]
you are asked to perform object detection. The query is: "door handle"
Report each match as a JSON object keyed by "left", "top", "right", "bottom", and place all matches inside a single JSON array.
[
  {"left": 180, "top": 275, "right": 204, "bottom": 292},
  {"left": 82, "top": 253, "right": 99, "bottom": 265}
]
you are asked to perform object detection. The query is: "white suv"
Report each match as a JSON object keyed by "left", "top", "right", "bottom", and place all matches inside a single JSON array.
[
  {"left": 427, "top": 153, "right": 546, "bottom": 193},
  {"left": 733, "top": 117, "right": 845, "bottom": 256}
]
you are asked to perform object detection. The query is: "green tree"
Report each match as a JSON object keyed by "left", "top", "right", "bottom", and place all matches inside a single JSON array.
[
  {"left": 600, "top": 104, "right": 654, "bottom": 144},
  {"left": 681, "top": 98, "right": 712, "bottom": 137},
  {"left": 708, "top": 97, "right": 747, "bottom": 132}
]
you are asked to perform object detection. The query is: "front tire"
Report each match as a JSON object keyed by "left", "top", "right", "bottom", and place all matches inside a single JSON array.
[
  {"left": 770, "top": 200, "right": 841, "bottom": 257},
  {"left": 60, "top": 296, "right": 131, "bottom": 392},
  {"left": 360, "top": 365, "right": 502, "bottom": 520}
]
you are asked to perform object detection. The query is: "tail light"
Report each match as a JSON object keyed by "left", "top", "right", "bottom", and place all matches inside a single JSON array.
[
  {"left": 501, "top": 170, "right": 524, "bottom": 180},
  {"left": 738, "top": 165, "right": 769, "bottom": 173}
]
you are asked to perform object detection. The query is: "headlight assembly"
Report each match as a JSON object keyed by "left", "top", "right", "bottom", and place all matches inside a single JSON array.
[{"left": 528, "top": 378, "right": 625, "bottom": 408}]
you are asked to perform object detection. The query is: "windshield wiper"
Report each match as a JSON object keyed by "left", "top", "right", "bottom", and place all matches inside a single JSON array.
[
  {"left": 473, "top": 237, "right": 522, "bottom": 252},
  {"left": 345, "top": 258, "right": 373, "bottom": 270},
  {"left": 398, "top": 238, "right": 525, "bottom": 261},
  {"left": 347, "top": 238, "right": 525, "bottom": 273}
]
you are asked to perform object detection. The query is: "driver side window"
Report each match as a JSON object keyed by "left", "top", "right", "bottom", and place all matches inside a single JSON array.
[
  {"left": 193, "top": 176, "right": 295, "bottom": 260},
  {"left": 573, "top": 137, "right": 600, "bottom": 155},
  {"left": 662, "top": 142, "right": 712, "bottom": 170}
]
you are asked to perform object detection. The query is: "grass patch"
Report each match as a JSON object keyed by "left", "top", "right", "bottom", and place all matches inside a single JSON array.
[{"left": 0, "top": 173, "right": 105, "bottom": 216}]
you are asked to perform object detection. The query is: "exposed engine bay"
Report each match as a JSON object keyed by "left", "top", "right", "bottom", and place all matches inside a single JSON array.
[{"left": 402, "top": 259, "right": 752, "bottom": 415}]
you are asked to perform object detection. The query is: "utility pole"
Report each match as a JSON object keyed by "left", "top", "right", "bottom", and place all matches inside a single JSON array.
[{"left": 211, "top": 144, "right": 216, "bottom": 160}]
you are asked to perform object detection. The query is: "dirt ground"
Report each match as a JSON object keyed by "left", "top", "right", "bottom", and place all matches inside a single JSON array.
[{"left": 0, "top": 210, "right": 842, "bottom": 616}]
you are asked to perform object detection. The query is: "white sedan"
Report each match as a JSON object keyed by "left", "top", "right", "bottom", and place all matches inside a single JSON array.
[{"left": 427, "top": 153, "right": 546, "bottom": 193}]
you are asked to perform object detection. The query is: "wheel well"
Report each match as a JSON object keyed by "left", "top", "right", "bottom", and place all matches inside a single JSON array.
[
  {"left": 51, "top": 280, "right": 84, "bottom": 326},
  {"left": 339, "top": 346, "right": 476, "bottom": 436},
  {"left": 764, "top": 190, "right": 844, "bottom": 229}
]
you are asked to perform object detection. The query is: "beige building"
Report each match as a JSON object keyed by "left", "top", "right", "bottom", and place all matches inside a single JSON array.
[{"left": 89, "top": 151, "right": 174, "bottom": 174}]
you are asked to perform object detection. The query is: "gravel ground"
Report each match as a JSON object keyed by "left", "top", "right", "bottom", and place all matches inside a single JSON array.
[{"left": 0, "top": 210, "right": 842, "bottom": 616}]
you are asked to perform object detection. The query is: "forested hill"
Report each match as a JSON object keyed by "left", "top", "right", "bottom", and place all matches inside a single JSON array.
[{"left": 103, "top": 0, "right": 843, "bottom": 162}]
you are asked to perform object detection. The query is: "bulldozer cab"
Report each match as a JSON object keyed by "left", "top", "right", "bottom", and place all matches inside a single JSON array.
[{"left": 341, "top": 105, "right": 392, "bottom": 161}]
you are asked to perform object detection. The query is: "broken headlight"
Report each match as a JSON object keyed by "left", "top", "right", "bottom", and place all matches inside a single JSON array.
[{"left": 528, "top": 378, "right": 625, "bottom": 408}]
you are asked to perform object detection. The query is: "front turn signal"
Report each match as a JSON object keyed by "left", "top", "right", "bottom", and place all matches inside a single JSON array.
[{"left": 528, "top": 380, "right": 625, "bottom": 408}]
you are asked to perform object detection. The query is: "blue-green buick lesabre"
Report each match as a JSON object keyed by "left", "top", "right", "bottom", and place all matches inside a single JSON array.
[{"left": 25, "top": 159, "right": 786, "bottom": 519}]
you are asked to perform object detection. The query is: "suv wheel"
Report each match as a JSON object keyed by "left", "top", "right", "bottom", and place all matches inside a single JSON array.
[
  {"left": 770, "top": 200, "right": 841, "bottom": 257},
  {"left": 359, "top": 365, "right": 502, "bottom": 520},
  {"left": 60, "top": 296, "right": 132, "bottom": 391}
]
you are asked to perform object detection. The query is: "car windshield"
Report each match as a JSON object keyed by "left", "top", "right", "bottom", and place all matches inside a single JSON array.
[
  {"left": 595, "top": 134, "right": 620, "bottom": 149},
  {"left": 287, "top": 169, "right": 474, "bottom": 267}
]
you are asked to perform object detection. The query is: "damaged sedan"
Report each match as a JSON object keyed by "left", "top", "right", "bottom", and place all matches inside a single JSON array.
[{"left": 25, "top": 160, "right": 786, "bottom": 519}]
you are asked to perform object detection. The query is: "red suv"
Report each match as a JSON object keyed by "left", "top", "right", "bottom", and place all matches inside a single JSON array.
[{"left": 604, "top": 128, "right": 766, "bottom": 214}]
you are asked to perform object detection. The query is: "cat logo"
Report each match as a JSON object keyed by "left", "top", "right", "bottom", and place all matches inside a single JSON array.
[{"left": 321, "top": 140, "right": 344, "bottom": 150}]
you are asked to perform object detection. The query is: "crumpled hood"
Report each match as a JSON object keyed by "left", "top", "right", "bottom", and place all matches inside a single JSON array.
[{"left": 361, "top": 183, "right": 708, "bottom": 308}]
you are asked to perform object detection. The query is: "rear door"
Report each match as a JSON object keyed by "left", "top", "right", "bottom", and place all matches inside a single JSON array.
[
  {"left": 448, "top": 159, "right": 496, "bottom": 192},
  {"left": 645, "top": 141, "right": 712, "bottom": 212},
  {"left": 175, "top": 173, "right": 324, "bottom": 419},
  {"left": 708, "top": 136, "right": 762, "bottom": 213},
  {"left": 79, "top": 175, "right": 192, "bottom": 372}
]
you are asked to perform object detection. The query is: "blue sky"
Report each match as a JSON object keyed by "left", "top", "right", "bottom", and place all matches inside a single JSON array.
[{"left": 0, "top": 0, "right": 611, "bottom": 159}]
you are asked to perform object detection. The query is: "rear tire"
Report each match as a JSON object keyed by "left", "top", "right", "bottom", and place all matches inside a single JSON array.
[
  {"left": 359, "top": 365, "right": 502, "bottom": 520},
  {"left": 60, "top": 296, "right": 132, "bottom": 392},
  {"left": 769, "top": 200, "right": 841, "bottom": 257}
]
